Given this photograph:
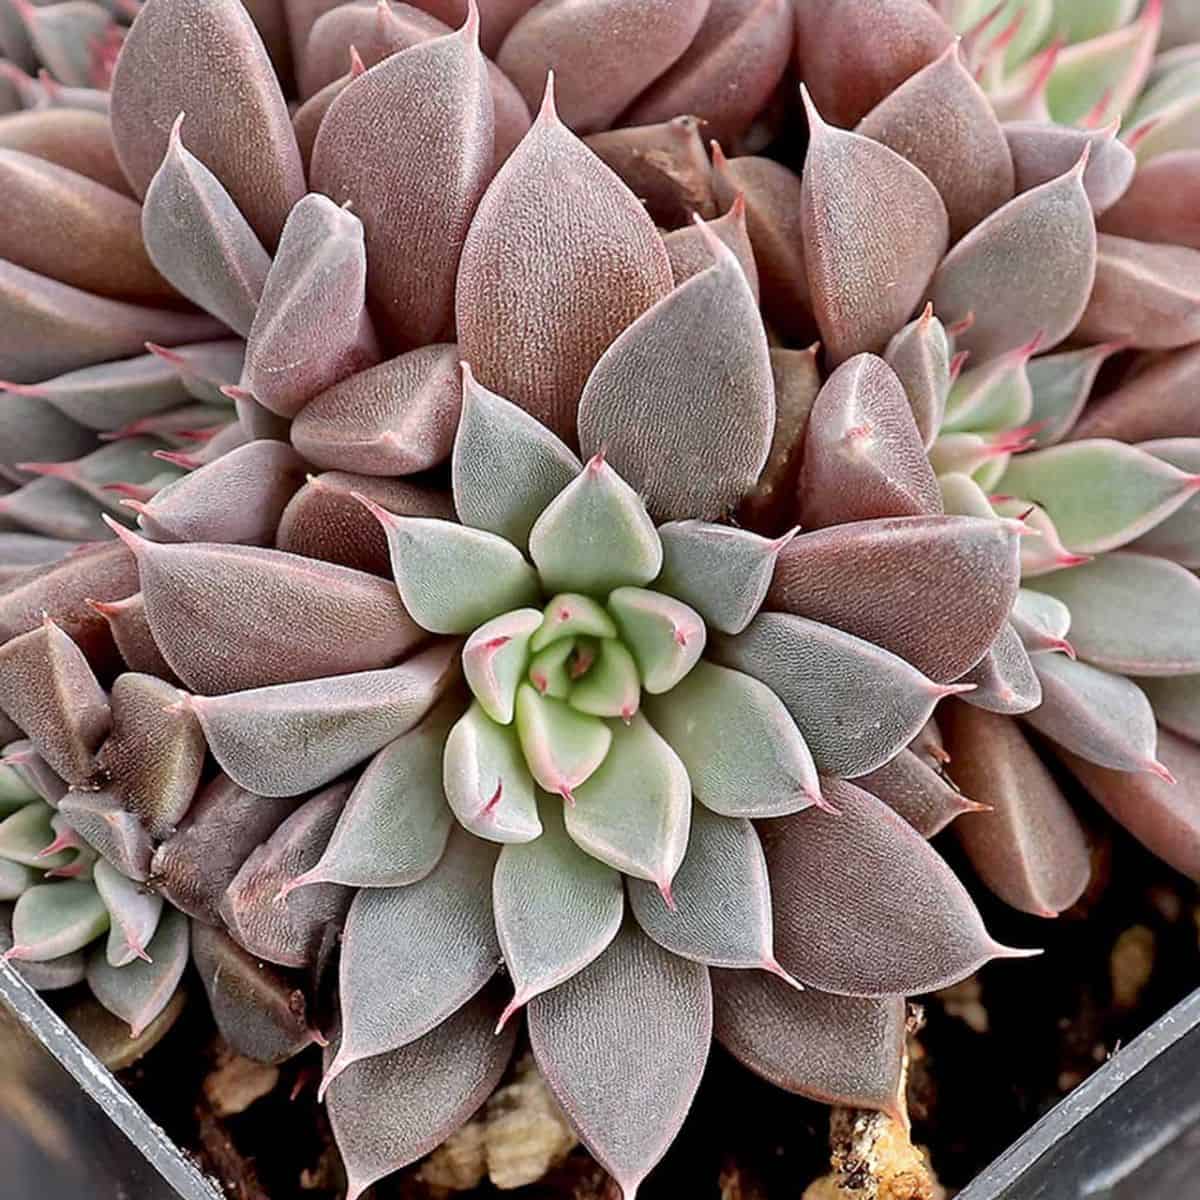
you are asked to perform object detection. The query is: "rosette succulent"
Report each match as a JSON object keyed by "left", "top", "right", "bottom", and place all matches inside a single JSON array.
[{"left": 3, "top": 0, "right": 1200, "bottom": 1196}]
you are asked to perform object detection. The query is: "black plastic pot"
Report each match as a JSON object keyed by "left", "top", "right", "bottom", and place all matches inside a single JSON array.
[{"left": 2, "top": 956, "right": 1198, "bottom": 1200}]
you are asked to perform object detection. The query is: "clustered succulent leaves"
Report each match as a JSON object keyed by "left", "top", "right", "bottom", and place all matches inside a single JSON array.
[{"left": 2, "top": 0, "right": 1200, "bottom": 1195}]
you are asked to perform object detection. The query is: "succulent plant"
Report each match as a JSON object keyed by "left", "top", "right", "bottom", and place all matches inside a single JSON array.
[{"left": 3, "top": 0, "right": 1200, "bottom": 1196}]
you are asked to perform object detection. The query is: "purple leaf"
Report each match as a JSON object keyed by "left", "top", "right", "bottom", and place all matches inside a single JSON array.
[
  {"left": 0, "top": 618, "right": 108, "bottom": 784},
  {"left": 95, "top": 673, "right": 204, "bottom": 839},
  {"left": 86, "top": 593, "right": 177, "bottom": 682},
  {"left": 455, "top": 77, "right": 671, "bottom": 443},
  {"left": 857, "top": 42, "right": 1014, "bottom": 241},
  {"left": 624, "top": 0, "right": 793, "bottom": 151},
  {"left": 325, "top": 986, "right": 517, "bottom": 1200},
  {"left": 310, "top": 11, "right": 494, "bottom": 347},
  {"left": 765, "top": 778, "right": 1029, "bottom": 995},
  {"left": 190, "top": 640, "right": 461, "bottom": 797},
  {"left": 793, "top": 0, "right": 953, "bottom": 128},
  {"left": 527, "top": 921, "right": 711, "bottom": 1200},
  {"left": 1070, "top": 345, "right": 1200, "bottom": 444},
  {"left": 58, "top": 790, "right": 154, "bottom": 881},
  {"left": 942, "top": 702, "right": 1091, "bottom": 917},
  {"left": 1099, "top": 150, "right": 1200, "bottom": 250},
  {"left": 662, "top": 195, "right": 759, "bottom": 300},
  {"left": 190, "top": 919, "right": 320, "bottom": 1063},
  {"left": 275, "top": 471, "right": 454, "bottom": 576},
  {"left": 800, "top": 87, "right": 948, "bottom": 365},
  {"left": 857, "top": 748, "right": 982, "bottom": 839},
  {"left": 324, "top": 826, "right": 499, "bottom": 1086},
  {"left": 577, "top": 222, "right": 774, "bottom": 522},
  {"left": 496, "top": 0, "right": 708, "bottom": 135},
  {"left": 110, "top": 0, "right": 304, "bottom": 247},
  {"left": 797, "top": 354, "right": 941, "bottom": 527},
  {"left": 767, "top": 515, "right": 1022, "bottom": 682},
  {"left": 291, "top": 346, "right": 462, "bottom": 476},
  {"left": 713, "top": 970, "right": 906, "bottom": 1117},
  {"left": 958, "top": 622, "right": 1043, "bottom": 717},
  {"left": 1054, "top": 728, "right": 1200, "bottom": 883},
  {"left": 220, "top": 781, "right": 352, "bottom": 967},
  {"left": 241, "top": 194, "right": 379, "bottom": 419},
  {"left": 929, "top": 155, "right": 1096, "bottom": 363},
  {"left": 0, "top": 148, "right": 175, "bottom": 305},
  {"left": 1006, "top": 120, "right": 1135, "bottom": 216},
  {"left": 112, "top": 528, "right": 425, "bottom": 693},
  {"left": 0, "top": 107, "right": 130, "bottom": 194}
]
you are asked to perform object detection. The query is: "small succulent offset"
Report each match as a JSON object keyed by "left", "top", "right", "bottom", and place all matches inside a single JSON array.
[{"left": 3, "top": 0, "right": 1200, "bottom": 1196}]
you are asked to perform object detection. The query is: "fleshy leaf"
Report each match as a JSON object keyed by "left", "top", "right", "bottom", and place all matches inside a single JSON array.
[
  {"left": 1005, "top": 120, "right": 1135, "bottom": 215},
  {"left": 623, "top": 0, "right": 793, "bottom": 149},
  {"left": 150, "top": 775, "right": 302, "bottom": 924},
  {"left": 528, "top": 456, "right": 662, "bottom": 596},
  {"left": 0, "top": 801, "right": 71, "bottom": 869},
  {"left": 463, "top": 608, "right": 542, "bottom": 724},
  {"left": 324, "top": 827, "right": 499, "bottom": 1086},
  {"left": 455, "top": 78, "right": 671, "bottom": 442},
  {"left": 798, "top": 353, "right": 942, "bottom": 527},
  {"left": 942, "top": 338, "right": 1038, "bottom": 434},
  {"left": 996, "top": 439, "right": 1200, "bottom": 554},
  {"left": 93, "top": 858, "right": 162, "bottom": 968},
  {"left": 527, "top": 921, "right": 711, "bottom": 1200},
  {"left": 1011, "top": 588, "right": 1073, "bottom": 654},
  {"left": 628, "top": 804, "right": 790, "bottom": 977},
  {"left": 565, "top": 713, "right": 691, "bottom": 899},
  {"left": 929, "top": 156, "right": 1096, "bottom": 364},
  {"left": 112, "top": 528, "right": 425, "bottom": 693},
  {"left": 857, "top": 749, "right": 982, "bottom": 838},
  {"left": 0, "top": 106, "right": 128, "bottom": 193},
  {"left": 241, "top": 193, "right": 379, "bottom": 419},
  {"left": 1025, "top": 654, "right": 1165, "bottom": 776},
  {"left": 58, "top": 791, "right": 153, "bottom": 881},
  {"left": 577, "top": 223, "right": 773, "bottom": 523},
  {"left": 86, "top": 907, "right": 188, "bottom": 1036},
  {"left": 661, "top": 196, "right": 759, "bottom": 300},
  {"left": 568, "top": 640, "right": 641, "bottom": 721},
  {"left": 87, "top": 593, "right": 176, "bottom": 683},
  {"left": 1026, "top": 343, "right": 1125, "bottom": 447},
  {"left": 0, "top": 861, "right": 36, "bottom": 901},
  {"left": 1130, "top": 438, "right": 1200, "bottom": 566},
  {"left": 942, "top": 702, "right": 1090, "bottom": 917},
  {"left": 530, "top": 594, "right": 618, "bottom": 651},
  {"left": 289, "top": 704, "right": 455, "bottom": 891},
  {"left": 291, "top": 345, "right": 461, "bottom": 476},
  {"left": 767, "top": 778, "right": 1025, "bottom": 995},
  {"left": 445, "top": 701, "right": 541, "bottom": 842},
  {"left": 712, "top": 613, "right": 966, "bottom": 778},
  {"left": 793, "top": 0, "right": 953, "bottom": 127},
  {"left": 607, "top": 588, "right": 705, "bottom": 695},
  {"left": 800, "top": 87, "right": 949, "bottom": 365},
  {"left": 6, "top": 879, "right": 108, "bottom": 962},
  {"left": 857, "top": 42, "right": 1014, "bottom": 240},
  {"left": 109, "top": 0, "right": 304, "bottom": 246},
  {"left": 1070, "top": 344, "right": 1200, "bottom": 444},
  {"left": 365, "top": 506, "right": 539, "bottom": 635},
  {"left": 190, "top": 641, "right": 461, "bottom": 797},
  {"left": 131, "top": 439, "right": 307, "bottom": 546},
  {"left": 325, "top": 987, "right": 517, "bottom": 1200},
  {"left": 140, "top": 116, "right": 269, "bottom": 337},
  {"left": 94, "top": 673, "right": 204, "bottom": 840},
  {"left": 191, "top": 921, "right": 320, "bottom": 1064},
  {"left": 884, "top": 306, "right": 951, "bottom": 450},
  {"left": 1028, "top": 552, "right": 1200, "bottom": 676},
  {"left": 1074, "top": 234, "right": 1200, "bottom": 350},
  {"left": 1099, "top": 150, "right": 1200, "bottom": 249},
  {"left": 0, "top": 148, "right": 174, "bottom": 306},
  {"left": 493, "top": 799, "right": 624, "bottom": 1025},
  {"left": 309, "top": 13, "right": 494, "bottom": 346},
  {"left": 655, "top": 521, "right": 792, "bottom": 636},
  {"left": 220, "top": 782, "right": 352, "bottom": 968},
  {"left": 713, "top": 971, "right": 906, "bottom": 1116},
  {"left": 496, "top": 0, "right": 708, "bottom": 134},
  {"left": 0, "top": 258, "right": 222, "bottom": 389},
  {"left": 451, "top": 364, "right": 581, "bottom": 551},
  {"left": 584, "top": 115, "right": 716, "bottom": 229},
  {"left": 514, "top": 684, "right": 611, "bottom": 802},
  {"left": 275, "top": 471, "right": 455, "bottom": 577},
  {"left": 709, "top": 148, "right": 811, "bottom": 341},
  {"left": 1053, "top": 727, "right": 1200, "bottom": 883},
  {"left": 958, "top": 622, "right": 1043, "bottom": 716},
  {"left": 0, "top": 618, "right": 109, "bottom": 784}
]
